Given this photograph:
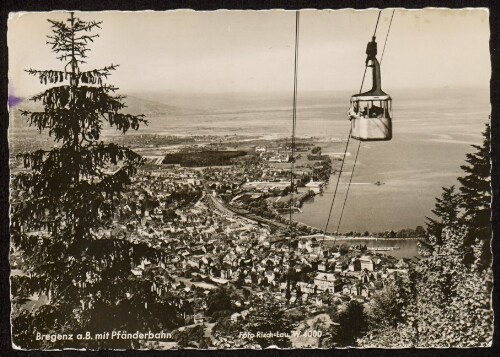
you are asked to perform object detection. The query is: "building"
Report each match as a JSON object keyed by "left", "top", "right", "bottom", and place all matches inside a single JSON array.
[
  {"left": 305, "top": 178, "right": 324, "bottom": 194},
  {"left": 317, "top": 261, "right": 327, "bottom": 272},
  {"left": 349, "top": 259, "right": 362, "bottom": 272},
  {"left": 314, "top": 272, "right": 342, "bottom": 293},
  {"left": 335, "top": 263, "right": 348, "bottom": 273},
  {"left": 359, "top": 256, "right": 375, "bottom": 271}
]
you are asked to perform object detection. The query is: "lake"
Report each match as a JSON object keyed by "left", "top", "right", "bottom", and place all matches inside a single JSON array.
[
  {"left": 288, "top": 87, "right": 490, "bottom": 233},
  {"left": 133, "top": 87, "right": 489, "bottom": 234},
  {"left": 12, "top": 87, "right": 490, "bottom": 236}
]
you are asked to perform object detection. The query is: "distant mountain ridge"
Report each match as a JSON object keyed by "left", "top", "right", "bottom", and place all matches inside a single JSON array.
[
  {"left": 10, "top": 86, "right": 490, "bottom": 137},
  {"left": 10, "top": 94, "right": 186, "bottom": 133}
]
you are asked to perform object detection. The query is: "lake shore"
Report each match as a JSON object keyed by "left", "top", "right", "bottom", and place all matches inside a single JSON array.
[{"left": 298, "top": 234, "right": 423, "bottom": 241}]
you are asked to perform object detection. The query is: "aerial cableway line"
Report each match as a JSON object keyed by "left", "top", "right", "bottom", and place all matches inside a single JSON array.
[
  {"left": 320, "top": 9, "right": 395, "bottom": 250},
  {"left": 286, "top": 10, "right": 300, "bottom": 301},
  {"left": 336, "top": 9, "right": 396, "bottom": 234},
  {"left": 285, "top": 9, "right": 395, "bottom": 300}
]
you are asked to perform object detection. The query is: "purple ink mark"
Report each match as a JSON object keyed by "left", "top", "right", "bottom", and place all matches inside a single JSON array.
[
  {"left": 8, "top": 83, "right": 23, "bottom": 109},
  {"left": 8, "top": 94, "right": 23, "bottom": 108}
]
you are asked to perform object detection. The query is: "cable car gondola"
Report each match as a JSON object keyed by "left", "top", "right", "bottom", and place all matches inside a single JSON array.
[{"left": 347, "top": 37, "right": 392, "bottom": 141}]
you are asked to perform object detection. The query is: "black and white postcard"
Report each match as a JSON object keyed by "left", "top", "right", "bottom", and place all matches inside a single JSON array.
[{"left": 7, "top": 8, "right": 493, "bottom": 349}]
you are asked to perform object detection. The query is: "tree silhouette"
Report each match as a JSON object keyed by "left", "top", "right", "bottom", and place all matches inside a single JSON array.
[
  {"left": 11, "top": 13, "right": 180, "bottom": 348},
  {"left": 328, "top": 300, "right": 366, "bottom": 347},
  {"left": 359, "top": 124, "right": 493, "bottom": 348},
  {"left": 206, "top": 286, "right": 234, "bottom": 318},
  {"left": 424, "top": 124, "right": 490, "bottom": 267},
  {"left": 425, "top": 185, "right": 462, "bottom": 246},
  {"left": 359, "top": 227, "right": 492, "bottom": 348},
  {"left": 458, "top": 123, "right": 491, "bottom": 268}
]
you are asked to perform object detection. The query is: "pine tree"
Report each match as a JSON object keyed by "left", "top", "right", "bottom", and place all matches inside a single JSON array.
[
  {"left": 458, "top": 123, "right": 491, "bottom": 268},
  {"left": 359, "top": 123, "right": 493, "bottom": 348},
  {"left": 327, "top": 300, "right": 367, "bottom": 347},
  {"left": 425, "top": 185, "right": 462, "bottom": 246},
  {"left": 10, "top": 13, "right": 180, "bottom": 349},
  {"left": 360, "top": 226, "right": 493, "bottom": 348},
  {"left": 407, "top": 226, "right": 492, "bottom": 347}
]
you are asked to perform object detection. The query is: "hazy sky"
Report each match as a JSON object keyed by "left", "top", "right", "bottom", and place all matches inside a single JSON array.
[{"left": 8, "top": 9, "right": 490, "bottom": 97}]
